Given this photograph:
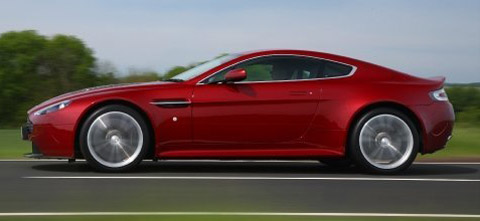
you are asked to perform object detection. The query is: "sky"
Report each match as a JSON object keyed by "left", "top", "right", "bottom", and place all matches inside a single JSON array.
[{"left": 1, "top": 0, "right": 479, "bottom": 83}]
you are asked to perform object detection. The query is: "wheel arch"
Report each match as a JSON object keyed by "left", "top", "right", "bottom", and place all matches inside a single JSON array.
[
  {"left": 73, "top": 99, "right": 156, "bottom": 159},
  {"left": 346, "top": 101, "right": 425, "bottom": 155}
]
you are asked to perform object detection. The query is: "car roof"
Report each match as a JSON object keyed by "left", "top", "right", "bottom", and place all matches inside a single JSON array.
[{"left": 236, "top": 49, "right": 358, "bottom": 63}]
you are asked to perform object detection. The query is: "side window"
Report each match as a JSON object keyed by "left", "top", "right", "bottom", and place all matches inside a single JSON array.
[
  {"left": 322, "top": 61, "right": 353, "bottom": 78},
  {"left": 203, "top": 56, "right": 325, "bottom": 83},
  {"left": 242, "top": 63, "right": 273, "bottom": 81}
]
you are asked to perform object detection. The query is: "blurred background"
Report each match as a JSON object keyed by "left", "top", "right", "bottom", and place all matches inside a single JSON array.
[{"left": 0, "top": 0, "right": 479, "bottom": 159}]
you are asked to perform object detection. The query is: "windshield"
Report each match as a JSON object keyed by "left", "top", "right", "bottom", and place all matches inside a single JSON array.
[{"left": 171, "top": 54, "right": 240, "bottom": 81}]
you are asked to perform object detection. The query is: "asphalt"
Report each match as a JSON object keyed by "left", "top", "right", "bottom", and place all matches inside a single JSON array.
[{"left": 0, "top": 160, "right": 479, "bottom": 215}]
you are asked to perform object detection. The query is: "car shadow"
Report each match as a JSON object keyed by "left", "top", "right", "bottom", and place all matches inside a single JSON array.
[
  {"left": 30, "top": 161, "right": 478, "bottom": 176},
  {"left": 403, "top": 164, "right": 479, "bottom": 176},
  {"left": 31, "top": 161, "right": 359, "bottom": 174}
]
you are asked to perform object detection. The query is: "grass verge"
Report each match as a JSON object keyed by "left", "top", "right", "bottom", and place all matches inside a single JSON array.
[
  {"left": 0, "top": 129, "right": 30, "bottom": 158},
  {"left": 0, "top": 215, "right": 475, "bottom": 221},
  {"left": 418, "top": 125, "right": 480, "bottom": 160}
]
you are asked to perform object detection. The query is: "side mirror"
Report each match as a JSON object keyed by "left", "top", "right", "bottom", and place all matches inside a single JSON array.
[{"left": 224, "top": 68, "right": 247, "bottom": 82}]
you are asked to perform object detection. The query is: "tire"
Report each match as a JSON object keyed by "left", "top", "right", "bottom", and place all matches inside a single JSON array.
[
  {"left": 79, "top": 104, "right": 150, "bottom": 172},
  {"left": 319, "top": 158, "right": 353, "bottom": 168},
  {"left": 349, "top": 108, "right": 419, "bottom": 174}
]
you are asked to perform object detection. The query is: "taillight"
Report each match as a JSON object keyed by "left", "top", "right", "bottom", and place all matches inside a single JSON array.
[{"left": 430, "top": 88, "right": 448, "bottom": 101}]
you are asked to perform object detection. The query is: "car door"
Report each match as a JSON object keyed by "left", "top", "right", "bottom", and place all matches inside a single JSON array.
[{"left": 190, "top": 55, "right": 324, "bottom": 151}]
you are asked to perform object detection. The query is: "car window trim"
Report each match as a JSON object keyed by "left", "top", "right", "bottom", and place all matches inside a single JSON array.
[{"left": 196, "top": 54, "right": 357, "bottom": 85}]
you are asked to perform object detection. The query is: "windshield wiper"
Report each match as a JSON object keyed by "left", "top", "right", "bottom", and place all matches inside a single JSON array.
[{"left": 162, "top": 79, "right": 184, "bottom": 82}]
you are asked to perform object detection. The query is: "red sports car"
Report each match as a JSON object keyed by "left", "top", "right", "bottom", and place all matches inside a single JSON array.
[{"left": 21, "top": 50, "right": 454, "bottom": 174}]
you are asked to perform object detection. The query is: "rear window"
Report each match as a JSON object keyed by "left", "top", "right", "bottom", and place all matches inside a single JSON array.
[{"left": 322, "top": 61, "right": 353, "bottom": 78}]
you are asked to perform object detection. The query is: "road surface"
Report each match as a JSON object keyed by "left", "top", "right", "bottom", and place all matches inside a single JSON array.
[{"left": 0, "top": 160, "right": 478, "bottom": 218}]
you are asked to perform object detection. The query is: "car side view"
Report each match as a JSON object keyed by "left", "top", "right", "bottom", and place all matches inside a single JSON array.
[{"left": 21, "top": 50, "right": 455, "bottom": 174}]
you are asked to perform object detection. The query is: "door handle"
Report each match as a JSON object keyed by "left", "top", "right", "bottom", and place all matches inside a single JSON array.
[{"left": 289, "top": 91, "right": 312, "bottom": 96}]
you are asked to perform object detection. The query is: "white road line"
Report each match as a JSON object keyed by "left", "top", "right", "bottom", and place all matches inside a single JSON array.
[
  {"left": 23, "top": 176, "right": 480, "bottom": 182},
  {"left": 1, "top": 159, "right": 479, "bottom": 164},
  {"left": 0, "top": 212, "right": 478, "bottom": 218}
]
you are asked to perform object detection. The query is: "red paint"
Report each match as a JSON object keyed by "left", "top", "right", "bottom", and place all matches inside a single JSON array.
[
  {"left": 224, "top": 68, "right": 247, "bottom": 82},
  {"left": 26, "top": 49, "right": 454, "bottom": 159}
]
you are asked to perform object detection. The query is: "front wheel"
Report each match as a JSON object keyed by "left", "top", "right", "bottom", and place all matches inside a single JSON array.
[
  {"left": 79, "top": 105, "right": 150, "bottom": 172},
  {"left": 349, "top": 108, "right": 420, "bottom": 174}
]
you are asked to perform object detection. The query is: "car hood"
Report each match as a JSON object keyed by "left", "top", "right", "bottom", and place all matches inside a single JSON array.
[{"left": 28, "top": 81, "right": 172, "bottom": 114}]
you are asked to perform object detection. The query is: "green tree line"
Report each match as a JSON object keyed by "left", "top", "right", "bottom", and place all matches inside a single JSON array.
[
  {"left": 0, "top": 30, "right": 196, "bottom": 127},
  {"left": 446, "top": 86, "right": 480, "bottom": 126},
  {"left": 1, "top": 30, "right": 479, "bottom": 128}
]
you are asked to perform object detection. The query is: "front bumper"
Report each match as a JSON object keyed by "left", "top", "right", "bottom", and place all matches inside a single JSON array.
[
  {"left": 21, "top": 115, "right": 76, "bottom": 159},
  {"left": 24, "top": 143, "right": 43, "bottom": 158},
  {"left": 21, "top": 121, "right": 32, "bottom": 141},
  {"left": 21, "top": 120, "right": 44, "bottom": 158}
]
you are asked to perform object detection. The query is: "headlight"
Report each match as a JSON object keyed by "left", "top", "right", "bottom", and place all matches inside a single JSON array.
[
  {"left": 430, "top": 88, "right": 449, "bottom": 101},
  {"left": 34, "top": 100, "right": 71, "bottom": 116}
]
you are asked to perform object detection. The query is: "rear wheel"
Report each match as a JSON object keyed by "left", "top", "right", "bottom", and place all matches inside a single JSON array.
[
  {"left": 350, "top": 108, "right": 419, "bottom": 174},
  {"left": 79, "top": 105, "right": 150, "bottom": 172}
]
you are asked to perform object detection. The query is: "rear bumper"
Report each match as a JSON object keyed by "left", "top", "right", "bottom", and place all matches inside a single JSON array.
[{"left": 411, "top": 101, "right": 455, "bottom": 154}]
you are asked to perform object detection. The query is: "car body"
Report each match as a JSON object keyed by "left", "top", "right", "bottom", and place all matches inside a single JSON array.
[{"left": 22, "top": 49, "right": 455, "bottom": 173}]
